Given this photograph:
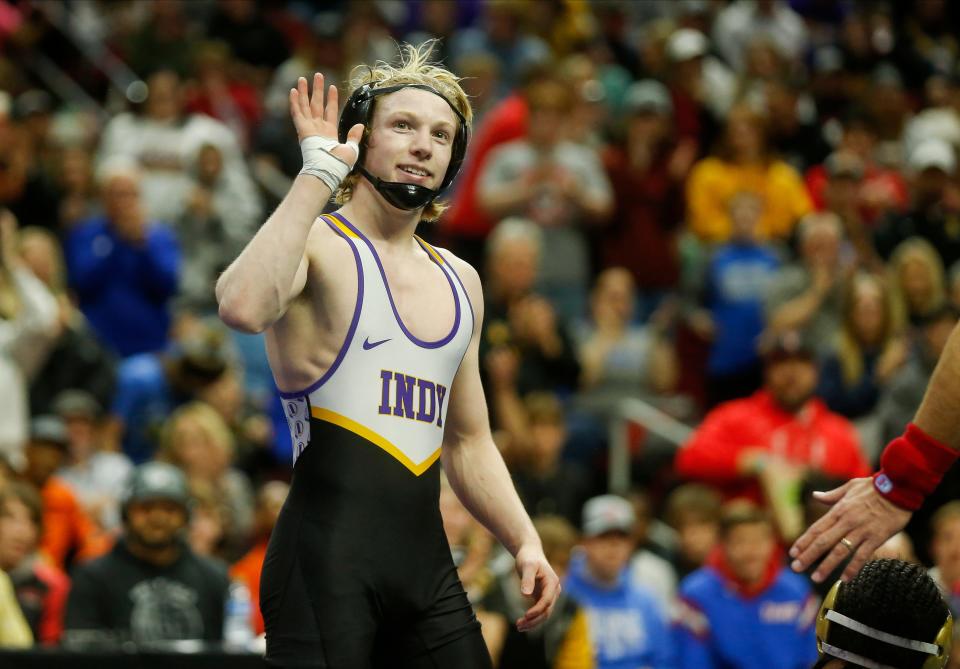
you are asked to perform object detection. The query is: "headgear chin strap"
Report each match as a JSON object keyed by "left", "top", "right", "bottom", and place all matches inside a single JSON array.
[
  {"left": 357, "top": 166, "right": 439, "bottom": 211},
  {"left": 338, "top": 82, "right": 469, "bottom": 211},
  {"left": 815, "top": 579, "right": 953, "bottom": 669}
]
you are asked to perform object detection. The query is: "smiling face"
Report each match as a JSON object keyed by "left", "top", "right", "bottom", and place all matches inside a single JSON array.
[{"left": 362, "top": 88, "right": 458, "bottom": 194}]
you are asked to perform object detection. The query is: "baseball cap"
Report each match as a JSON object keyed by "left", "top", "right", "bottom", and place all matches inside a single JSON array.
[
  {"left": 29, "top": 415, "right": 69, "bottom": 450},
  {"left": 582, "top": 495, "right": 635, "bottom": 537},
  {"left": 624, "top": 80, "right": 673, "bottom": 116},
  {"left": 759, "top": 329, "right": 815, "bottom": 362},
  {"left": 52, "top": 389, "right": 102, "bottom": 420},
  {"left": 666, "top": 28, "right": 708, "bottom": 63},
  {"left": 909, "top": 139, "right": 956, "bottom": 174},
  {"left": 123, "top": 462, "right": 191, "bottom": 510}
]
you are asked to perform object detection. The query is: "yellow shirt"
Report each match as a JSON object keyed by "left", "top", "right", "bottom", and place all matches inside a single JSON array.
[
  {"left": 686, "top": 157, "right": 813, "bottom": 243},
  {"left": 0, "top": 569, "right": 32, "bottom": 648},
  {"left": 554, "top": 607, "right": 595, "bottom": 669}
]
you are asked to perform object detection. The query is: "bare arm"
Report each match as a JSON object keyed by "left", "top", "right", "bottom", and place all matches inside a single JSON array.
[
  {"left": 441, "top": 257, "right": 560, "bottom": 631},
  {"left": 790, "top": 321, "right": 960, "bottom": 581},
  {"left": 216, "top": 74, "right": 363, "bottom": 333}
]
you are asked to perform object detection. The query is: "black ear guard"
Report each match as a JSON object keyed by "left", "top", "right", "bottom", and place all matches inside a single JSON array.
[{"left": 337, "top": 83, "right": 469, "bottom": 194}]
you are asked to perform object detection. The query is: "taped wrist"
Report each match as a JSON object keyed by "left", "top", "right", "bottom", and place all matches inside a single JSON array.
[
  {"left": 299, "top": 136, "right": 358, "bottom": 192},
  {"left": 873, "top": 423, "right": 958, "bottom": 510}
]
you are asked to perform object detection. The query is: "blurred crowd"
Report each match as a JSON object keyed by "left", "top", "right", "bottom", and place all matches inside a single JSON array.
[{"left": 2, "top": 0, "right": 960, "bottom": 667}]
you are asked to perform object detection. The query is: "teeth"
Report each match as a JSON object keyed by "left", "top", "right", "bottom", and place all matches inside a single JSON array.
[{"left": 400, "top": 167, "right": 428, "bottom": 176}]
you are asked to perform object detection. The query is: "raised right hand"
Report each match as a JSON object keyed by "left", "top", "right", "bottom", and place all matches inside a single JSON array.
[{"left": 289, "top": 73, "right": 363, "bottom": 168}]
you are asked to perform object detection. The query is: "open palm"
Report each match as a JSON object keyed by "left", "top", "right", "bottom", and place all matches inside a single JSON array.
[{"left": 290, "top": 72, "right": 363, "bottom": 167}]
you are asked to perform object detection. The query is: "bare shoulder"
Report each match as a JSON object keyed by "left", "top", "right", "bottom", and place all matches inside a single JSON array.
[
  {"left": 434, "top": 247, "right": 484, "bottom": 308},
  {"left": 305, "top": 215, "right": 355, "bottom": 275}
]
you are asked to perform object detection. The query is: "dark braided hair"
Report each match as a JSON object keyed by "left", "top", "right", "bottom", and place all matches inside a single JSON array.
[{"left": 825, "top": 559, "right": 949, "bottom": 669}]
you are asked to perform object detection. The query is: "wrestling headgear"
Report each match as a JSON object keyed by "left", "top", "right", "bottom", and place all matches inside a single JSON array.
[
  {"left": 338, "top": 83, "right": 469, "bottom": 210},
  {"left": 816, "top": 578, "right": 953, "bottom": 669}
]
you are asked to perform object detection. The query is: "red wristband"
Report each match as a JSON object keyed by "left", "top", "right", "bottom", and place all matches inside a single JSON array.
[{"left": 873, "top": 423, "right": 958, "bottom": 510}]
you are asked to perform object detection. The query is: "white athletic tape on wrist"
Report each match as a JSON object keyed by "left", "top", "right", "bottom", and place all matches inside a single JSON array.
[{"left": 299, "top": 136, "right": 360, "bottom": 191}]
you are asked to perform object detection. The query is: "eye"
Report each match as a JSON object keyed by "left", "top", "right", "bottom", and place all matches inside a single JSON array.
[
  {"left": 394, "top": 120, "right": 411, "bottom": 130},
  {"left": 434, "top": 130, "right": 450, "bottom": 141}
]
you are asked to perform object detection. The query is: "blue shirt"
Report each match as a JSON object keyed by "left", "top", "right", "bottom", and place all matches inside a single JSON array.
[
  {"left": 675, "top": 566, "right": 818, "bottom": 669},
  {"left": 66, "top": 216, "right": 180, "bottom": 358},
  {"left": 111, "top": 353, "right": 175, "bottom": 463},
  {"left": 703, "top": 243, "right": 781, "bottom": 376},
  {"left": 564, "top": 554, "right": 675, "bottom": 669}
]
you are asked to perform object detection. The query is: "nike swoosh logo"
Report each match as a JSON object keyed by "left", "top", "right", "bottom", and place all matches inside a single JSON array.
[{"left": 362, "top": 337, "right": 391, "bottom": 350}]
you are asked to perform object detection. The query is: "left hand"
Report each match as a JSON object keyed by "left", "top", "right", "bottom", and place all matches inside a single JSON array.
[
  {"left": 514, "top": 543, "right": 561, "bottom": 632},
  {"left": 789, "top": 477, "right": 912, "bottom": 582}
]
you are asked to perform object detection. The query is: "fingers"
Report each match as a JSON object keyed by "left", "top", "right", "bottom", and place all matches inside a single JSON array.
[
  {"left": 346, "top": 123, "right": 364, "bottom": 144},
  {"left": 841, "top": 536, "right": 881, "bottom": 583},
  {"left": 289, "top": 87, "right": 303, "bottom": 125},
  {"left": 812, "top": 479, "right": 855, "bottom": 505},
  {"left": 297, "top": 76, "right": 311, "bottom": 120},
  {"left": 518, "top": 572, "right": 561, "bottom": 632},
  {"left": 809, "top": 528, "right": 862, "bottom": 583},
  {"left": 309, "top": 72, "right": 325, "bottom": 119},
  {"left": 324, "top": 79, "right": 339, "bottom": 126},
  {"left": 789, "top": 501, "right": 840, "bottom": 562}
]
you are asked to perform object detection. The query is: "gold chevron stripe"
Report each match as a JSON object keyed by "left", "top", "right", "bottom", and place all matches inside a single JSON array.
[{"left": 310, "top": 406, "right": 441, "bottom": 476}]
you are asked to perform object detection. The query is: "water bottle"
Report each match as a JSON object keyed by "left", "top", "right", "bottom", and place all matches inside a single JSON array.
[{"left": 223, "top": 580, "right": 254, "bottom": 650}]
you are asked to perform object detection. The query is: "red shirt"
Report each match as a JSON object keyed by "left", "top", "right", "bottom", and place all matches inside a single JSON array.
[
  {"left": 442, "top": 93, "right": 528, "bottom": 239},
  {"left": 675, "top": 390, "right": 870, "bottom": 502}
]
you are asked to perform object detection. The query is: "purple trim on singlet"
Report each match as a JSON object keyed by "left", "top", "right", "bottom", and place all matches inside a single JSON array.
[
  {"left": 433, "top": 246, "right": 476, "bottom": 375},
  {"left": 276, "top": 216, "right": 364, "bottom": 399},
  {"left": 330, "top": 212, "right": 461, "bottom": 349}
]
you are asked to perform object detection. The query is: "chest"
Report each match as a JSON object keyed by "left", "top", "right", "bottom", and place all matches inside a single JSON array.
[{"left": 375, "top": 250, "right": 458, "bottom": 342}]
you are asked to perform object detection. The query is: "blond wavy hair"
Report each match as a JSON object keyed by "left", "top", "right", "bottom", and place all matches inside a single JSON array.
[
  {"left": 334, "top": 41, "right": 473, "bottom": 222},
  {"left": 836, "top": 272, "right": 903, "bottom": 387}
]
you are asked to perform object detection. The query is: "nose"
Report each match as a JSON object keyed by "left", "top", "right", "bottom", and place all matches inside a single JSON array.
[{"left": 409, "top": 127, "right": 432, "bottom": 160}]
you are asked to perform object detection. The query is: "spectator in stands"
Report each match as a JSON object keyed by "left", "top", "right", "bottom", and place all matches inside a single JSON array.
[
  {"left": 765, "top": 212, "right": 848, "bottom": 354},
  {"left": 0, "top": 566, "right": 31, "bottom": 648},
  {"left": 686, "top": 104, "right": 812, "bottom": 244},
  {"left": 21, "top": 416, "right": 110, "bottom": 571},
  {"left": 928, "top": 501, "right": 960, "bottom": 603},
  {"left": 627, "top": 489, "right": 677, "bottom": 613},
  {"left": 878, "top": 302, "right": 958, "bottom": 445},
  {"left": 231, "top": 480, "right": 288, "bottom": 637},
  {"left": 563, "top": 495, "right": 674, "bottom": 669},
  {"left": 816, "top": 273, "right": 907, "bottom": 420},
  {"left": 890, "top": 236, "right": 948, "bottom": 324},
  {"left": 175, "top": 142, "right": 261, "bottom": 313},
  {"left": 0, "top": 481, "right": 69, "bottom": 645},
  {"left": 53, "top": 390, "right": 132, "bottom": 532},
  {"left": 97, "top": 69, "right": 261, "bottom": 226},
  {"left": 600, "top": 80, "right": 689, "bottom": 307},
  {"left": 507, "top": 392, "right": 591, "bottom": 527},
  {"left": 479, "top": 515, "right": 594, "bottom": 669},
  {"left": 675, "top": 501, "right": 818, "bottom": 669},
  {"left": 19, "top": 226, "right": 117, "bottom": 417},
  {"left": 663, "top": 28, "right": 735, "bottom": 151},
  {"left": 0, "top": 210, "right": 58, "bottom": 470},
  {"left": 664, "top": 484, "right": 723, "bottom": 580},
  {"left": 687, "top": 191, "right": 782, "bottom": 406},
  {"left": 875, "top": 138, "right": 960, "bottom": 268},
  {"left": 805, "top": 110, "right": 908, "bottom": 228},
  {"left": 65, "top": 160, "right": 181, "bottom": 358},
  {"left": 711, "top": 0, "right": 808, "bottom": 73},
  {"left": 477, "top": 76, "right": 613, "bottom": 320},
  {"left": 675, "top": 330, "right": 870, "bottom": 510},
  {"left": 185, "top": 479, "right": 231, "bottom": 561},
  {"left": 54, "top": 146, "right": 100, "bottom": 231},
  {"left": 64, "top": 462, "right": 233, "bottom": 647},
  {"left": 158, "top": 402, "right": 254, "bottom": 559},
  {"left": 106, "top": 325, "right": 229, "bottom": 464},
  {"left": 575, "top": 267, "right": 678, "bottom": 413}
]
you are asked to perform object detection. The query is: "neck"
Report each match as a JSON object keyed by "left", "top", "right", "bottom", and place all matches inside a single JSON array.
[
  {"left": 340, "top": 183, "right": 422, "bottom": 247},
  {"left": 126, "top": 536, "right": 182, "bottom": 568}
]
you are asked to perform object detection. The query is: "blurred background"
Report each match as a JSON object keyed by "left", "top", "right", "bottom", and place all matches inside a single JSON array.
[{"left": 2, "top": 0, "right": 960, "bottom": 667}]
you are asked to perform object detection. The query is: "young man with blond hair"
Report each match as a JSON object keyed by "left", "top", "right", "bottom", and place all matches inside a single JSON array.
[{"left": 217, "top": 43, "right": 558, "bottom": 668}]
